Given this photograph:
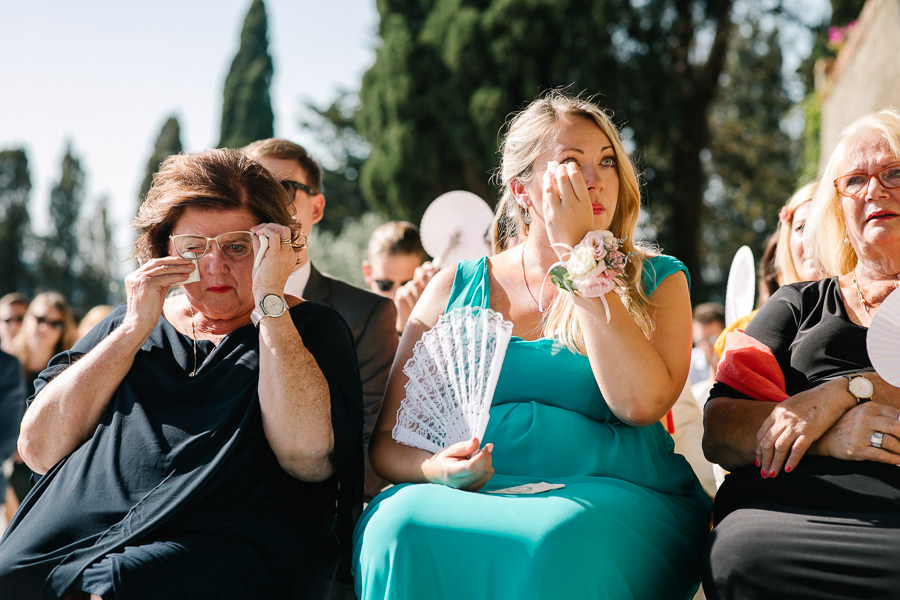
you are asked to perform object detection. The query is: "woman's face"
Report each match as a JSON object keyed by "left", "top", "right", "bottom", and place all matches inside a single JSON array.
[
  {"left": 788, "top": 201, "right": 818, "bottom": 281},
  {"left": 528, "top": 115, "right": 620, "bottom": 232},
  {"left": 169, "top": 207, "right": 259, "bottom": 321},
  {"left": 25, "top": 302, "right": 64, "bottom": 353},
  {"left": 838, "top": 135, "right": 900, "bottom": 264}
]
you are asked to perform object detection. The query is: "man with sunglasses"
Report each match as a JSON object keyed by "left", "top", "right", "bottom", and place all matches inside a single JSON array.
[{"left": 243, "top": 139, "right": 398, "bottom": 506}]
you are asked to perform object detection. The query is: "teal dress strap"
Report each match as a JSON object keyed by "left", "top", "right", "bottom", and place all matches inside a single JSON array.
[
  {"left": 641, "top": 254, "right": 690, "bottom": 296},
  {"left": 446, "top": 257, "right": 491, "bottom": 311}
]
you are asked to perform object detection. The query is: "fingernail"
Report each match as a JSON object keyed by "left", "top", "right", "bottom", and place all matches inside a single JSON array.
[
  {"left": 755, "top": 458, "right": 760, "bottom": 467},
  {"left": 761, "top": 468, "right": 767, "bottom": 479},
  {"left": 769, "top": 469, "right": 775, "bottom": 478},
  {"left": 785, "top": 465, "right": 792, "bottom": 473}
]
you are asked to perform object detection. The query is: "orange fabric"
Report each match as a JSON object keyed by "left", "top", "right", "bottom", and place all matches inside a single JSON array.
[
  {"left": 713, "top": 310, "right": 758, "bottom": 357},
  {"left": 715, "top": 330, "right": 788, "bottom": 403}
]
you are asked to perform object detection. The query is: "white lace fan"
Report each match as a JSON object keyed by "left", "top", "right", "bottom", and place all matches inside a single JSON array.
[
  {"left": 392, "top": 306, "right": 513, "bottom": 453},
  {"left": 867, "top": 288, "right": 900, "bottom": 387},
  {"left": 725, "top": 245, "right": 756, "bottom": 325}
]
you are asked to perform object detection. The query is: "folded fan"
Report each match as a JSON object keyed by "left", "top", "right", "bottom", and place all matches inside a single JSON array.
[{"left": 393, "top": 306, "right": 513, "bottom": 453}]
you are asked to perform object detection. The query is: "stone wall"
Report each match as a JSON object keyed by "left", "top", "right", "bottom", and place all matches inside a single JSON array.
[{"left": 819, "top": 0, "right": 900, "bottom": 170}]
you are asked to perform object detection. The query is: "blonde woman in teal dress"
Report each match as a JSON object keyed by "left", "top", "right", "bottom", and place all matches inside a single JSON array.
[{"left": 353, "top": 91, "right": 711, "bottom": 599}]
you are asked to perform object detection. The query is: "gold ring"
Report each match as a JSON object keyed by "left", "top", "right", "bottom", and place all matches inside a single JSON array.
[{"left": 280, "top": 239, "right": 292, "bottom": 244}]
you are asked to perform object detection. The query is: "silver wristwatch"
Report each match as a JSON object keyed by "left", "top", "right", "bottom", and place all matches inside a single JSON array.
[
  {"left": 251, "top": 294, "right": 287, "bottom": 326},
  {"left": 845, "top": 375, "right": 874, "bottom": 404}
]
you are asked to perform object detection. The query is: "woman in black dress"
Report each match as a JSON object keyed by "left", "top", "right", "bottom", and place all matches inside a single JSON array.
[
  {"left": 702, "top": 109, "right": 900, "bottom": 599},
  {"left": 0, "top": 149, "right": 362, "bottom": 599}
]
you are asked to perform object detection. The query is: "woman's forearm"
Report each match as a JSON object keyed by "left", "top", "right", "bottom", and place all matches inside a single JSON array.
[
  {"left": 18, "top": 321, "right": 146, "bottom": 473},
  {"left": 257, "top": 313, "right": 334, "bottom": 482},
  {"left": 702, "top": 396, "right": 775, "bottom": 470}
]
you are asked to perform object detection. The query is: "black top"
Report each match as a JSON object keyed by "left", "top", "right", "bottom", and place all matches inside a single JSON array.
[
  {"left": 710, "top": 277, "right": 872, "bottom": 401},
  {"left": 0, "top": 302, "right": 362, "bottom": 599},
  {"left": 0, "top": 350, "right": 24, "bottom": 497}
]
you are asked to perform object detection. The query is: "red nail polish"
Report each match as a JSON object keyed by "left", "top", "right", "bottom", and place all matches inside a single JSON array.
[
  {"left": 785, "top": 465, "right": 792, "bottom": 473},
  {"left": 755, "top": 458, "right": 760, "bottom": 467},
  {"left": 769, "top": 469, "right": 775, "bottom": 478},
  {"left": 761, "top": 468, "right": 767, "bottom": 479}
]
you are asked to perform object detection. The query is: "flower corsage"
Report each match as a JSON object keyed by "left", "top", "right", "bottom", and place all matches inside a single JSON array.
[{"left": 541, "top": 230, "right": 631, "bottom": 322}]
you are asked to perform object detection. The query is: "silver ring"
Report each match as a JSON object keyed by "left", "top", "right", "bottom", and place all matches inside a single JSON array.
[{"left": 871, "top": 431, "right": 884, "bottom": 449}]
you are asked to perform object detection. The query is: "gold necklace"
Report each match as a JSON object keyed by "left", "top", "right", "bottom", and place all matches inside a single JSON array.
[
  {"left": 188, "top": 306, "right": 198, "bottom": 377},
  {"left": 520, "top": 244, "right": 540, "bottom": 308},
  {"left": 851, "top": 275, "right": 872, "bottom": 325}
]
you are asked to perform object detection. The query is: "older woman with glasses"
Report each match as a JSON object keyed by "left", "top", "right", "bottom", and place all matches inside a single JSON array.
[
  {"left": 0, "top": 149, "right": 362, "bottom": 600},
  {"left": 702, "top": 109, "right": 900, "bottom": 599}
]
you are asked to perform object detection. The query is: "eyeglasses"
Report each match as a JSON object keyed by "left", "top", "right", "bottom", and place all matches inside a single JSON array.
[
  {"left": 169, "top": 231, "right": 255, "bottom": 260},
  {"left": 374, "top": 279, "right": 412, "bottom": 292},
  {"left": 833, "top": 163, "right": 900, "bottom": 198},
  {"left": 34, "top": 315, "right": 65, "bottom": 330}
]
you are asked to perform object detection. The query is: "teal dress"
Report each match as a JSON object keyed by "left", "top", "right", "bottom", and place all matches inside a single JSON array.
[{"left": 353, "top": 255, "right": 711, "bottom": 599}]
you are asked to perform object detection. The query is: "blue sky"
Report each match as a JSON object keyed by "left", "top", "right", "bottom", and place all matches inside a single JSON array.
[{"left": 0, "top": 0, "right": 377, "bottom": 256}]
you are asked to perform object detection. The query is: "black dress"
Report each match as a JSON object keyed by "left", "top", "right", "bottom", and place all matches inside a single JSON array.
[
  {"left": 703, "top": 278, "right": 900, "bottom": 600},
  {"left": 0, "top": 302, "right": 363, "bottom": 600}
]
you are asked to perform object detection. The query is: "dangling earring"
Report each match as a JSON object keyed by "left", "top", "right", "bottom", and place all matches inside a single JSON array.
[{"left": 523, "top": 207, "right": 532, "bottom": 225}]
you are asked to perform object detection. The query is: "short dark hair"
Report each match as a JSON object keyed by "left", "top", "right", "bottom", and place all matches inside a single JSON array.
[
  {"left": 693, "top": 302, "right": 726, "bottom": 326},
  {"left": 242, "top": 138, "right": 323, "bottom": 194},
  {"left": 367, "top": 221, "right": 427, "bottom": 261},
  {"left": 132, "top": 148, "right": 300, "bottom": 262}
]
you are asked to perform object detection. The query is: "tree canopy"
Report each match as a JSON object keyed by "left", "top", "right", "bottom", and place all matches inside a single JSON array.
[
  {"left": 140, "top": 115, "right": 183, "bottom": 204},
  {"left": 0, "top": 149, "right": 33, "bottom": 294}
]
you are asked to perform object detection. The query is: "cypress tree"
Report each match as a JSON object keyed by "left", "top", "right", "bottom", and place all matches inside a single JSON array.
[
  {"left": 0, "top": 148, "right": 33, "bottom": 294},
  {"left": 218, "top": 0, "right": 275, "bottom": 148},
  {"left": 139, "top": 115, "right": 183, "bottom": 204}
]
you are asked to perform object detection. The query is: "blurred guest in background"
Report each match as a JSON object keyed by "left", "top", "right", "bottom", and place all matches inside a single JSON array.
[
  {"left": 0, "top": 294, "right": 28, "bottom": 354},
  {"left": 76, "top": 305, "right": 115, "bottom": 342},
  {"left": 363, "top": 221, "right": 437, "bottom": 335}
]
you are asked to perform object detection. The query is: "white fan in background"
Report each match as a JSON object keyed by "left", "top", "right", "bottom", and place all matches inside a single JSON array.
[
  {"left": 725, "top": 245, "right": 756, "bottom": 325},
  {"left": 867, "top": 288, "right": 900, "bottom": 387},
  {"left": 392, "top": 306, "right": 513, "bottom": 454},
  {"left": 420, "top": 190, "right": 494, "bottom": 268}
]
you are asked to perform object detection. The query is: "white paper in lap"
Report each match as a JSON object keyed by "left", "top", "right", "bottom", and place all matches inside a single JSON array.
[{"left": 393, "top": 307, "right": 513, "bottom": 453}]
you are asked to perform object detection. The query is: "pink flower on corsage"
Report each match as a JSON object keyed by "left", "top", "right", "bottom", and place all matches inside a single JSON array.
[
  {"left": 540, "top": 230, "right": 631, "bottom": 322},
  {"left": 778, "top": 205, "right": 793, "bottom": 226}
]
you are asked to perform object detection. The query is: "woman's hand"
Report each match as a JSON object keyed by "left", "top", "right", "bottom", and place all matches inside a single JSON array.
[
  {"left": 816, "top": 401, "right": 900, "bottom": 465},
  {"left": 124, "top": 257, "right": 196, "bottom": 334},
  {"left": 756, "top": 378, "right": 854, "bottom": 477},
  {"left": 394, "top": 261, "right": 439, "bottom": 333},
  {"left": 542, "top": 161, "right": 594, "bottom": 257},
  {"left": 421, "top": 437, "right": 494, "bottom": 491},
  {"left": 250, "top": 223, "right": 299, "bottom": 297}
]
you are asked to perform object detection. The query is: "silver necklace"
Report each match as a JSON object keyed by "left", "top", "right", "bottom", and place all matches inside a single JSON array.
[{"left": 188, "top": 306, "right": 198, "bottom": 377}]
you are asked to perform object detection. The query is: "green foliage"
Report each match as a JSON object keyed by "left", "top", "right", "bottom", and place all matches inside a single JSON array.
[
  {"left": 139, "top": 115, "right": 183, "bottom": 204},
  {"left": 218, "top": 0, "right": 274, "bottom": 148},
  {"left": 301, "top": 94, "right": 372, "bottom": 233},
  {"left": 702, "top": 13, "right": 798, "bottom": 299},
  {"left": 0, "top": 148, "right": 34, "bottom": 294},
  {"left": 355, "top": 0, "right": 741, "bottom": 288},
  {"left": 38, "top": 143, "right": 116, "bottom": 311},
  {"left": 308, "top": 212, "right": 386, "bottom": 287}
]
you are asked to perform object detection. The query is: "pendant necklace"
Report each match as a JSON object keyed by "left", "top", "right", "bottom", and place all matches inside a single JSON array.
[
  {"left": 188, "top": 306, "right": 199, "bottom": 377},
  {"left": 851, "top": 275, "right": 872, "bottom": 326},
  {"left": 520, "top": 244, "right": 541, "bottom": 308}
]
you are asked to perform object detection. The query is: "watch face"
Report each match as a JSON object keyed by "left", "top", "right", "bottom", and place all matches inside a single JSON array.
[
  {"left": 262, "top": 294, "right": 285, "bottom": 315},
  {"left": 849, "top": 376, "right": 874, "bottom": 399}
]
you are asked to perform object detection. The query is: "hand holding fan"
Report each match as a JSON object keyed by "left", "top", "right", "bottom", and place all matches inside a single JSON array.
[
  {"left": 392, "top": 306, "right": 513, "bottom": 453},
  {"left": 420, "top": 191, "right": 494, "bottom": 268},
  {"left": 867, "top": 288, "right": 900, "bottom": 387},
  {"left": 725, "top": 245, "right": 756, "bottom": 325}
]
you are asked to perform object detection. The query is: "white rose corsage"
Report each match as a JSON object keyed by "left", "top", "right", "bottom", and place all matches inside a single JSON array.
[{"left": 540, "top": 230, "right": 630, "bottom": 322}]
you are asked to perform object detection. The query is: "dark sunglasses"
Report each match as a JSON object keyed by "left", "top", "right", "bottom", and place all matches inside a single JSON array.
[
  {"left": 374, "top": 279, "right": 412, "bottom": 292},
  {"left": 280, "top": 180, "right": 317, "bottom": 197},
  {"left": 34, "top": 315, "right": 65, "bottom": 330},
  {"left": 1, "top": 315, "right": 24, "bottom": 324}
]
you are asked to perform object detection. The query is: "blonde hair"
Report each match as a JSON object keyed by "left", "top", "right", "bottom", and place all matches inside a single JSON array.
[
  {"left": 806, "top": 109, "right": 900, "bottom": 277},
  {"left": 497, "top": 91, "right": 654, "bottom": 354},
  {"left": 10, "top": 291, "right": 77, "bottom": 372},
  {"left": 774, "top": 181, "right": 818, "bottom": 285}
]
